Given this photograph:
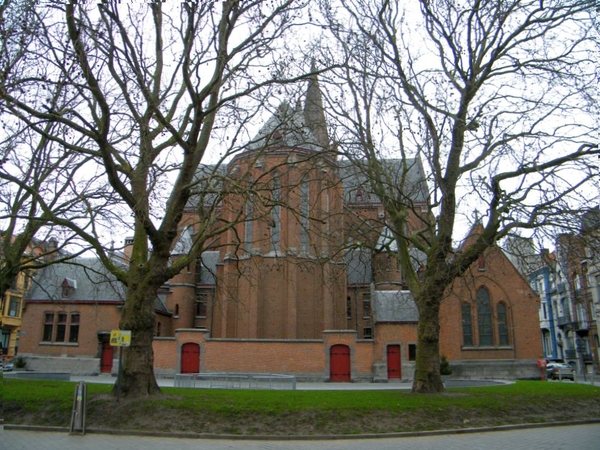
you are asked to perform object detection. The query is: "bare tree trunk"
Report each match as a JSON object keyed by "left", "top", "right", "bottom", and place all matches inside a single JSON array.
[
  {"left": 412, "top": 291, "right": 444, "bottom": 393},
  {"left": 112, "top": 267, "right": 163, "bottom": 397}
]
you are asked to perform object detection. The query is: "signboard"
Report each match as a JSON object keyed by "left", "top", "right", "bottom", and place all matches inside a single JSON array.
[{"left": 110, "top": 330, "right": 131, "bottom": 347}]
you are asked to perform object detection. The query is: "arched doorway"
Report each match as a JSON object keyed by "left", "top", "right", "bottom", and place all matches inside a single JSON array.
[
  {"left": 387, "top": 344, "right": 401, "bottom": 379},
  {"left": 180, "top": 342, "right": 200, "bottom": 374},
  {"left": 329, "top": 344, "right": 351, "bottom": 382}
]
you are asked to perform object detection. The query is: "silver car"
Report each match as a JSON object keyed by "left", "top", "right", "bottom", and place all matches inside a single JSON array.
[{"left": 546, "top": 362, "right": 575, "bottom": 380}]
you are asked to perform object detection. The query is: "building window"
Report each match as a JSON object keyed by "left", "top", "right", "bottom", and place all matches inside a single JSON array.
[
  {"left": 346, "top": 296, "right": 352, "bottom": 319},
  {"left": 1, "top": 329, "right": 10, "bottom": 354},
  {"left": 363, "top": 327, "right": 373, "bottom": 339},
  {"left": 408, "top": 344, "right": 417, "bottom": 361},
  {"left": 542, "top": 303, "right": 547, "bottom": 320},
  {"left": 8, "top": 296, "right": 21, "bottom": 317},
  {"left": 195, "top": 257, "right": 203, "bottom": 284},
  {"left": 55, "top": 313, "right": 67, "bottom": 342},
  {"left": 478, "top": 254, "right": 486, "bottom": 271},
  {"left": 195, "top": 293, "right": 207, "bottom": 317},
  {"left": 244, "top": 200, "right": 254, "bottom": 253},
  {"left": 270, "top": 175, "right": 281, "bottom": 253},
  {"left": 300, "top": 181, "right": 310, "bottom": 254},
  {"left": 43, "top": 313, "right": 54, "bottom": 341},
  {"left": 175, "top": 304, "right": 180, "bottom": 317},
  {"left": 477, "top": 288, "right": 493, "bottom": 346},
  {"left": 497, "top": 303, "right": 509, "bottom": 346},
  {"left": 362, "top": 293, "right": 371, "bottom": 318},
  {"left": 560, "top": 297, "right": 570, "bottom": 319},
  {"left": 156, "top": 322, "right": 162, "bottom": 337},
  {"left": 576, "top": 303, "right": 588, "bottom": 328},
  {"left": 462, "top": 303, "right": 473, "bottom": 346},
  {"left": 42, "top": 312, "right": 80, "bottom": 343},
  {"left": 69, "top": 314, "right": 80, "bottom": 343}
]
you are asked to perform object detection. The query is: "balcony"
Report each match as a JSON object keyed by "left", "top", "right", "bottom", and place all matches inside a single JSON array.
[
  {"left": 539, "top": 318, "right": 551, "bottom": 330},
  {"left": 576, "top": 319, "right": 589, "bottom": 331},
  {"left": 557, "top": 314, "right": 575, "bottom": 327},
  {"left": 565, "top": 349, "right": 577, "bottom": 359}
]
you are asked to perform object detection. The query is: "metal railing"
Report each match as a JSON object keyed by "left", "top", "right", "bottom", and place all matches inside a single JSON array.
[
  {"left": 565, "top": 349, "right": 577, "bottom": 359},
  {"left": 174, "top": 372, "right": 297, "bottom": 390},
  {"left": 557, "top": 314, "right": 574, "bottom": 327}
]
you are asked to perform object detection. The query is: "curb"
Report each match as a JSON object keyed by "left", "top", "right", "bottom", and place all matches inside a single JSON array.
[{"left": 5, "top": 419, "right": 600, "bottom": 441}]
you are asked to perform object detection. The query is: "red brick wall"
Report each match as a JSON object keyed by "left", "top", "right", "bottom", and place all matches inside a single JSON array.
[
  {"left": 375, "top": 323, "right": 418, "bottom": 362},
  {"left": 439, "top": 245, "right": 542, "bottom": 361},
  {"left": 20, "top": 302, "right": 121, "bottom": 357},
  {"left": 153, "top": 329, "right": 376, "bottom": 380}
]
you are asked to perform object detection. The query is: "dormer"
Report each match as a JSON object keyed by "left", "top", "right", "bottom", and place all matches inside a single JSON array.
[{"left": 61, "top": 277, "right": 77, "bottom": 298}]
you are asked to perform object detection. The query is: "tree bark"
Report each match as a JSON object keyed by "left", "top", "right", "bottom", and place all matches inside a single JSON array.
[
  {"left": 111, "top": 267, "right": 163, "bottom": 397},
  {"left": 412, "top": 289, "right": 444, "bottom": 393}
]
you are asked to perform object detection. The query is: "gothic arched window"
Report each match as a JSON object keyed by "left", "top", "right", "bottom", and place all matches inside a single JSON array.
[
  {"left": 497, "top": 302, "right": 509, "bottom": 345},
  {"left": 270, "top": 175, "right": 281, "bottom": 252},
  {"left": 477, "top": 288, "right": 493, "bottom": 346},
  {"left": 462, "top": 303, "right": 473, "bottom": 346}
]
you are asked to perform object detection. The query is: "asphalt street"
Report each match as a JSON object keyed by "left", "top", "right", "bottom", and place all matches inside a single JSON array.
[{"left": 2, "top": 424, "right": 600, "bottom": 450}]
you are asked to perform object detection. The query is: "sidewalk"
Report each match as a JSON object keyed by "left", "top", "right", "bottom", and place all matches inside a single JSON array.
[
  {"left": 70, "top": 375, "right": 511, "bottom": 390},
  {"left": 70, "top": 375, "right": 415, "bottom": 390}
]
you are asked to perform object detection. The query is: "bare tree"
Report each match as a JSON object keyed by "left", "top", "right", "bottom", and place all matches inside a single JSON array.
[
  {"left": 320, "top": 0, "right": 599, "bottom": 392},
  {"left": 2, "top": 1, "right": 310, "bottom": 397},
  {"left": 1, "top": 0, "right": 110, "bottom": 301}
]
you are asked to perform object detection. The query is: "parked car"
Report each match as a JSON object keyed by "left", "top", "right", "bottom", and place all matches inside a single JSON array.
[{"left": 546, "top": 362, "right": 575, "bottom": 380}]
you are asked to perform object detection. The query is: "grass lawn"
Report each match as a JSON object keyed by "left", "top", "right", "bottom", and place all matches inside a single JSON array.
[{"left": 4, "top": 379, "right": 600, "bottom": 436}]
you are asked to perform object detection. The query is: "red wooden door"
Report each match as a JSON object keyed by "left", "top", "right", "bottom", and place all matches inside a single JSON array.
[
  {"left": 100, "top": 342, "right": 113, "bottom": 373},
  {"left": 329, "top": 344, "right": 351, "bottom": 382},
  {"left": 181, "top": 343, "right": 200, "bottom": 374},
  {"left": 387, "top": 344, "right": 401, "bottom": 379}
]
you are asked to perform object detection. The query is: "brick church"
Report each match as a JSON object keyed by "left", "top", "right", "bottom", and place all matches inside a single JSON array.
[{"left": 19, "top": 74, "right": 542, "bottom": 381}]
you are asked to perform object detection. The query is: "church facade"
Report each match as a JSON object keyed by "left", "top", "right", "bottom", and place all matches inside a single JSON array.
[
  {"left": 150, "top": 75, "right": 542, "bottom": 380},
  {"left": 19, "top": 75, "right": 542, "bottom": 381}
]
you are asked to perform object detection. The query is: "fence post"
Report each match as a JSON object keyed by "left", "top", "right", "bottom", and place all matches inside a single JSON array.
[{"left": 69, "top": 381, "right": 87, "bottom": 435}]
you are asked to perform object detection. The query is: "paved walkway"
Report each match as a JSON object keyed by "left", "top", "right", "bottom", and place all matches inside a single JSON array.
[
  {"left": 2, "top": 424, "right": 600, "bottom": 450},
  {"left": 69, "top": 375, "right": 510, "bottom": 390}
]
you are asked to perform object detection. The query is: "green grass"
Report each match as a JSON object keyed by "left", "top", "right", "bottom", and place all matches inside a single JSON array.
[
  {"left": 4, "top": 379, "right": 600, "bottom": 434},
  {"left": 5, "top": 378, "right": 599, "bottom": 414}
]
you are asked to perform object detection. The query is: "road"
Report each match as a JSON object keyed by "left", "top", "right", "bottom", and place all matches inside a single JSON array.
[{"left": 2, "top": 424, "right": 599, "bottom": 450}]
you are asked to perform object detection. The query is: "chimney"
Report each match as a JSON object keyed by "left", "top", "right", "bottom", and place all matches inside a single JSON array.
[
  {"left": 124, "top": 237, "right": 134, "bottom": 264},
  {"left": 45, "top": 237, "right": 58, "bottom": 261},
  {"left": 541, "top": 248, "right": 551, "bottom": 265}
]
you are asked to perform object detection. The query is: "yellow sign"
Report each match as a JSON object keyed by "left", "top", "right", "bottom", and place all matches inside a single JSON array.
[{"left": 109, "top": 330, "right": 131, "bottom": 347}]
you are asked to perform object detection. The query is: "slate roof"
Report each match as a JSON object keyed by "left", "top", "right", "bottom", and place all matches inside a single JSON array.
[
  {"left": 27, "top": 257, "right": 172, "bottom": 315},
  {"left": 376, "top": 227, "right": 428, "bottom": 269},
  {"left": 245, "top": 101, "right": 323, "bottom": 152},
  {"left": 27, "top": 257, "right": 125, "bottom": 303},
  {"left": 339, "top": 157, "right": 428, "bottom": 204},
  {"left": 172, "top": 226, "right": 194, "bottom": 255},
  {"left": 198, "top": 251, "right": 219, "bottom": 285},
  {"left": 186, "top": 163, "right": 228, "bottom": 209},
  {"left": 345, "top": 248, "right": 372, "bottom": 285},
  {"left": 372, "top": 290, "right": 419, "bottom": 323}
]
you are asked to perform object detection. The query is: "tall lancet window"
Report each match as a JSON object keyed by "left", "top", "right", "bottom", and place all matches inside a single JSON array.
[
  {"left": 244, "top": 199, "right": 253, "bottom": 253},
  {"left": 270, "top": 176, "right": 281, "bottom": 253},
  {"left": 477, "top": 287, "right": 493, "bottom": 346},
  {"left": 300, "top": 181, "right": 310, "bottom": 254}
]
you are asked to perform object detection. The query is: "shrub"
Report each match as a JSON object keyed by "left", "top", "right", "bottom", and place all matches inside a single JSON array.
[
  {"left": 13, "top": 355, "right": 27, "bottom": 369},
  {"left": 440, "top": 356, "right": 452, "bottom": 375}
]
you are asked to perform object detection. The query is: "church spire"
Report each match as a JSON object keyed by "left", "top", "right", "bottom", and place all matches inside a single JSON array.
[{"left": 303, "top": 60, "right": 329, "bottom": 150}]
